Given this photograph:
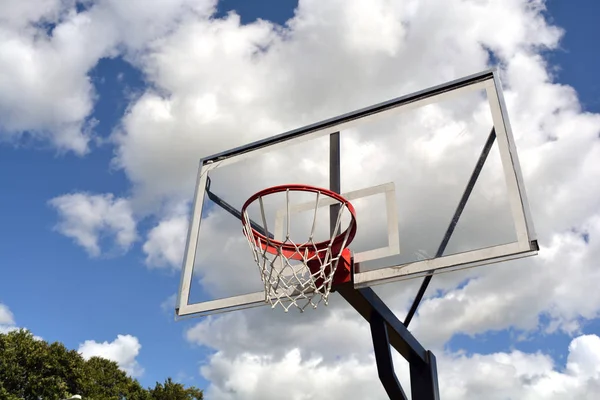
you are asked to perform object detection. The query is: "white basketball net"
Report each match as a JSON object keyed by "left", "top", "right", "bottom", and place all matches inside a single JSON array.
[{"left": 242, "top": 189, "right": 354, "bottom": 312}]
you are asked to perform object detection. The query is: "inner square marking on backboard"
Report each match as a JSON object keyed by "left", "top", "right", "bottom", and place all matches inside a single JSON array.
[{"left": 273, "top": 182, "right": 400, "bottom": 264}]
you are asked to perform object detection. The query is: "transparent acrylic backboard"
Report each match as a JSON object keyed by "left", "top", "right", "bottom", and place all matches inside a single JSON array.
[{"left": 176, "top": 69, "right": 538, "bottom": 318}]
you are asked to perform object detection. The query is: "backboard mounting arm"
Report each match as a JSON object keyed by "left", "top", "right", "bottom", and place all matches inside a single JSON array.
[
  {"left": 404, "top": 127, "right": 497, "bottom": 327},
  {"left": 205, "top": 177, "right": 274, "bottom": 239},
  {"left": 336, "top": 285, "right": 440, "bottom": 400}
]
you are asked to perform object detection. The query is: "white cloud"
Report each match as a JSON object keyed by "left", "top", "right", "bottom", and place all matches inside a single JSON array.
[
  {"left": 144, "top": 213, "right": 188, "bottom": 270},
  {"left": 96, "top": 0, "right": 217, "bottom": 51},
  {"left": 439, "top": 334, "right": 600, "bottom": 400},
  {"left": 49, "top": 193, "right": 137, "bottom": 256},
  {"left": 78, "top": 334, "right": 144, "bottom": 377},
  {"left": 0, "top": 0, "right": 69, "bottom": 30},
  {"left": 566, "top": 334, "right": 600, "bottom": 380},
  {"left": 0, "top": 303, "right": 17, "bottom": 334},
  {"left": 0, "top": 303, "right": 43, "bottom": 340},
  {"left": 186, "top": 305, "right": 374, "bottom": 362},
  {"left": 0, "top": 303, "right": 15, "bottom": 325},
  {"left": 0, "top": 1, "right": 110, "bottom": 154},
  {"left": 198, "top": 334, "right": 600, "bottom": 400},
  {"left": 201, "top": 349, "right": 386, "bottom": 400},
  {"left": 0, "top": 0, "right": 217, "bottom": 154}
]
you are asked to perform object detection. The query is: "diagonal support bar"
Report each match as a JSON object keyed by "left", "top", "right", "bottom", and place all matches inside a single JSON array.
[
  {"left": 205, "top": 177, "right": 274, "bottom": 239},
  {"left": 404, "top": 127, "right": 497, "bottom": 327},
  {"left": 338, "top": 285, "right": 428, "bottom": 363}
]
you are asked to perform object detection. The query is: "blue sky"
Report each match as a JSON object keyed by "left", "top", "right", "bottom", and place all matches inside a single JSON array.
[{"left": 1, "top": 0, "right": 600, "bottom": 397}]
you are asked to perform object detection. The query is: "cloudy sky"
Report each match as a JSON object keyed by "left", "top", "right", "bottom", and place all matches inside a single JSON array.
[{"left": 1, "top": 0, "right": 599, "bottom": 399}]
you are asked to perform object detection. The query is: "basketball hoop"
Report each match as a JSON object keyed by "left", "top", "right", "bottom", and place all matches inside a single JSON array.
[{"left": 241, "top": 184, "right": 357, "bottom": 312}]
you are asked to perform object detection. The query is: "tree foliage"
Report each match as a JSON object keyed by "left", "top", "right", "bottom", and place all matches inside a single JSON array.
[
  {"left": 149, "top": 378, "right": 203, "bottom": 400},
  {"left": 0, "top": 329, "right": 203, "bottom": 400}
]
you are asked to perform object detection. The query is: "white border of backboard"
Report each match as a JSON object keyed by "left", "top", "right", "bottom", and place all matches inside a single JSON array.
[{"left": 176, "top": 69, "right": 538, "bottom": 318}]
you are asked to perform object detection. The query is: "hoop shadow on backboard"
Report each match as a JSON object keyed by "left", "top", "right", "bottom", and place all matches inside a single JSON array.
[{"left": 176, "top": 69, "right": 538, "bottom": 399}]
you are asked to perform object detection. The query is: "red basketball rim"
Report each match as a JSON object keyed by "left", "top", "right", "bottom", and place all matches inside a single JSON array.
[{"left": 241, "top": 184, "right": 357, "bottom": 260}]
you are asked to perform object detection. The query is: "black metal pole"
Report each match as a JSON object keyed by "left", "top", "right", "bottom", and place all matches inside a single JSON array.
[
  {"left": 336, "top": 285, "right": 440, "bottom": 400},
  {"left": 330, "top": 132, "right": 341, "bottom": 236},
  {"left": 411, "top": 350, "right": 440, "bottom": 400},
  {"left": 404, "top": 128, "right": 497, "bottom": 327}
]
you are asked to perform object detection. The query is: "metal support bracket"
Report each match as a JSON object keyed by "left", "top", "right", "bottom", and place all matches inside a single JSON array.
[{"left": 337, "top": 285, "right": 441, "bottom": 400}]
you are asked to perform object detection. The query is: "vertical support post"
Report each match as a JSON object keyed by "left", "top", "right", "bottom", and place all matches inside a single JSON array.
[
  {"left": 330, "top": 132, "right": 341, "bottom": 236},
  {"left": 410, "top": 351, "right": 440, "bottom": 400}
]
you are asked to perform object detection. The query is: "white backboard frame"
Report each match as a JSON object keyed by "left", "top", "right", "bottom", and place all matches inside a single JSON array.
[{"left": 176, "top": 68, "right": 538, "bottom": 318}]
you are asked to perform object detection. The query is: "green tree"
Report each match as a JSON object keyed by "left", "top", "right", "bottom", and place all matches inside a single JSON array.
[
  {"left": 149, "top": 378, "right": 203, "bottom": 400},
  {"left": 0, "top": 329, "right": 83, "bottom": 400},
  {"left": 0, "top": 330, "right": 203, "bottom": 400},
  {"left": 80, "top": 356, "right": 149, "bottom": 400}
]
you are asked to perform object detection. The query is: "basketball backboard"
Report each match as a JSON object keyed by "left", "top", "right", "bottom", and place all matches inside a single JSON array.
[{"left": 176, "top": 68, "right": 538, "bottom": 318}]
